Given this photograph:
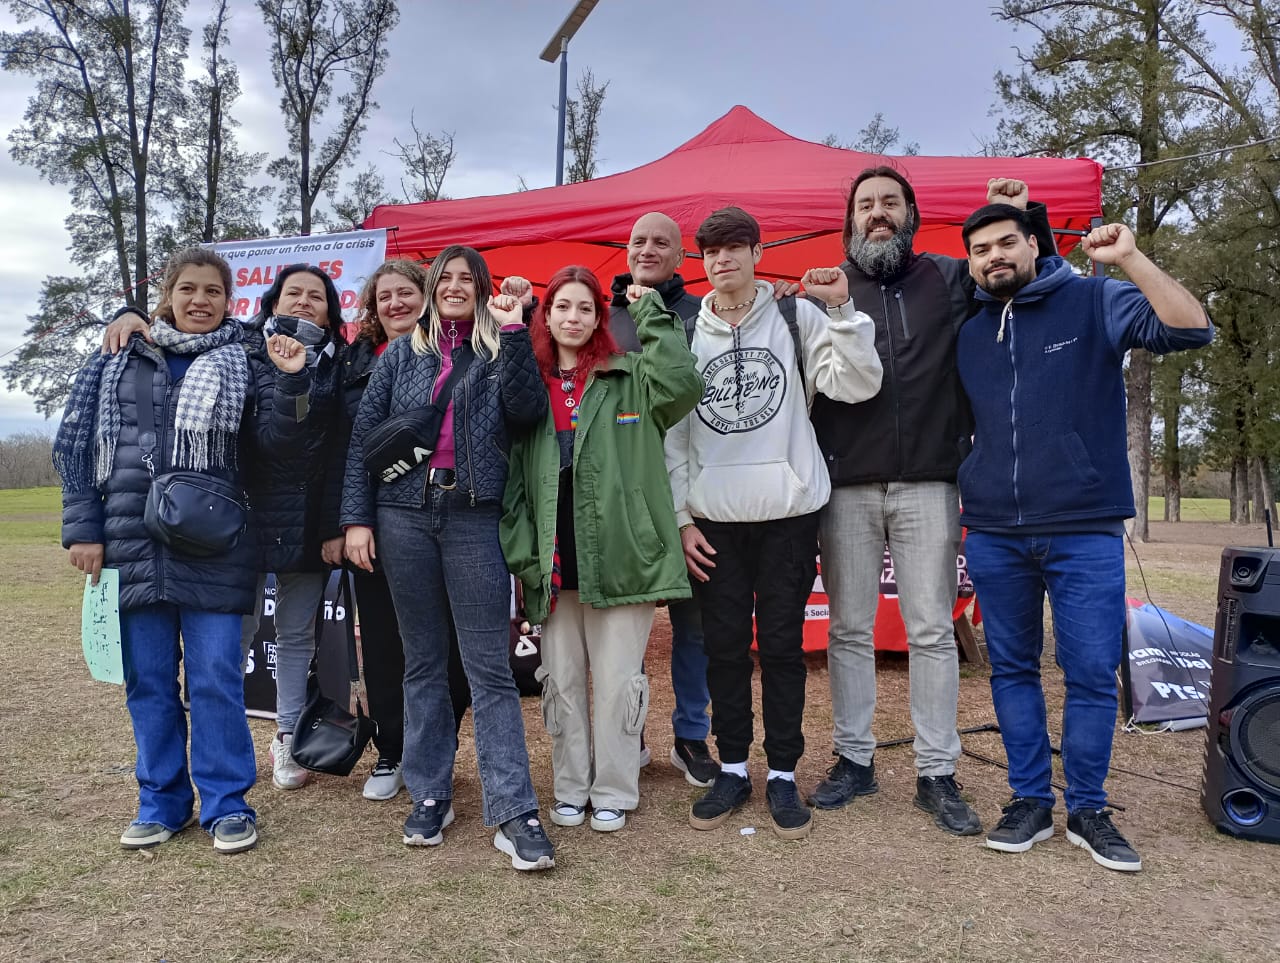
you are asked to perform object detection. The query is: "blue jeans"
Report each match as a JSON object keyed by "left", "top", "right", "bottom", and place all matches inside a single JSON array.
[
  {"left": 668, "top": 598, "right": 711, "bottom": 740},
  {"left": 120, "top": 604, "right": 257, "bottom": 831},
  {"left": 378, "top": 495, "right": 538, "bottom": 826},
  {"left": 964, "top": 532, "right": 1125, "bottom": 812}
]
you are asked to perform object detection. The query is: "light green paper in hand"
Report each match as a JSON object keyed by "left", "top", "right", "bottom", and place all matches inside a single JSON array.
[{"left": 82, "top": 568, "right": 124, "bottom": 685}]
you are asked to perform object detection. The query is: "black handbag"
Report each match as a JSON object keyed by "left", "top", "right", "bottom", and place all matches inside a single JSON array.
[
  {"left": 291, "top": 571, "right": 378, "bottom": 776},
  {"left": 363, "top": 343, "right": 475, "bottom": 483},
  {"left": 134, "top": 356, "right": 247, "bottom": 557}
]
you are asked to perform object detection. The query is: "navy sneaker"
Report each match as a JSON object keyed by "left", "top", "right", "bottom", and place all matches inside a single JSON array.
[
  {"left": 494, "top": 812, "right": 556, "bottom": 871},
  {"left": 808, "top": 755, "right": 878, "bottom": 810},
  {"left": 211, "top": 814, "right": 258, "bottom": 855},
  {"left": 403, "top": 799, "right": 454, "bottom": 847},
  {"left": 689, "top": 771, "right": 752, "bottom": 830},
  {"left": 1067, "top": 808, "right": 1142, "bottom": 872},
  {"left": 985, "top": 797, "right": 1054, "bottom": 853},
  {"left": 766, "top": 778, "right": 812, "bottom": 839},
  {"left": 120, "top": 814, "right": 196, "bottom": 850}
]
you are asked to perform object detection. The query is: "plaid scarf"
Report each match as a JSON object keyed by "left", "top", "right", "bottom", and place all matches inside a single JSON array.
[{"left": 54, "top": 318, "right": 248, "bottom": 493}]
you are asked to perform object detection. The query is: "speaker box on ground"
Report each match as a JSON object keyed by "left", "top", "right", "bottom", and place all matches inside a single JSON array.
[{"left": 1202, "top": 547, "right": 1280, "bottom": 843}]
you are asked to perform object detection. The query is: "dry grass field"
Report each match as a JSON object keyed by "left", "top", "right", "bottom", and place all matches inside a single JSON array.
[{"left": 2, "top": 488, "right": 1278, "bottom": 962}]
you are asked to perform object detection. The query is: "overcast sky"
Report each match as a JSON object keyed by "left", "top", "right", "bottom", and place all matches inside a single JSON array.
[{"left": 0, "top": 0, "right": 1046, "bottom": 434}]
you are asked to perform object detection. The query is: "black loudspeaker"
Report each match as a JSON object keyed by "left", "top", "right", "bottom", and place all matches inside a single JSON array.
[{"left": 1202, "top": 547, "right": 1280, "bottom": 843}]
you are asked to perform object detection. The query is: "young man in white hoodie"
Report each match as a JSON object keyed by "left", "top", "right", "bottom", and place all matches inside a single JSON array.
[{"left": 665, "top": 207, "right": 883, "bottom": 838}]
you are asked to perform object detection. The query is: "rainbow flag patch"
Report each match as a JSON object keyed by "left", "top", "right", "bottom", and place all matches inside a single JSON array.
[{"left": 616, "top": 412, "right": 640, "bottom": 424}]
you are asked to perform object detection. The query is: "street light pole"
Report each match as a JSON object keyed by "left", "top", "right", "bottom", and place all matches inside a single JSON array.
[
  {"left": 539, "top": 0, "right": 600, "bottom": 187},
  {"left": 555, "top": 36, "right": 568, "bottom": 186}
]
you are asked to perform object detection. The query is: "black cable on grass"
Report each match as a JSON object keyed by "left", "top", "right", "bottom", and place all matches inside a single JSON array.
[{"left": 878, "top": 722, "right": 1199, "bottom": 803}]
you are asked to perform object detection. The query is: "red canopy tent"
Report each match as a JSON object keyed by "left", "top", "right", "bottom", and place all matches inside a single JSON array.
[{"left": 365, "top": 105, "right": 1103, "bottom": 290}]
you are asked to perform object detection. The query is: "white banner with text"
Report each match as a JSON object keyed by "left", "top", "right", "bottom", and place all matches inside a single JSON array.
[{"left": 210, "top": 228, "right": 387, "bottom": 324}]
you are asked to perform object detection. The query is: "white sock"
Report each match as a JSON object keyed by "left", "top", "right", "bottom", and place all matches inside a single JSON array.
[
  {"left": 722, "top": 761, "right": 749, "bottom": 779},
  {"left": 768, "top": 770, "right": 795, "bottom": 783}
]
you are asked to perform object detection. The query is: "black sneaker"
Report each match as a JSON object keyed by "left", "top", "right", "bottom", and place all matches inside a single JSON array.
[
  {"left": 985, "top": 797, "right": 1054, "bottom": 853},
  {"left": 403, "top": 799, "right": 454, "bottom": 847},
  {"left": 807, "top": 755, "right": 878, "bottom": 809},
  {"left": 914, "top": 775, "right": 982, "bottom": 836},
  {"left": 1066, "top": 808, "right": 1142, "bottom": 872},
  {"left": 671, "top": 738, "right": 721, "bottom": 788},
  {"left": 689, "top": 771, "right": 752, "bottom": 830},
  {"left": 766, "top": 778, "right": 813, "bottom": 839},
  {"left": 494, "top": 812, "right": 556, "bottom": 871}
]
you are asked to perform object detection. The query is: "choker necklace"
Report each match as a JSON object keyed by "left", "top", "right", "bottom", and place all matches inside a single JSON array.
[{"left": 714, "top": 294, "right": 757, "bottom": 313}]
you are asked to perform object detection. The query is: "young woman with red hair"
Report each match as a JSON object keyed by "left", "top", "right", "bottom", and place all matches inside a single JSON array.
[{"left": 501, "top": 266, "right": 703, "bottom": 833}]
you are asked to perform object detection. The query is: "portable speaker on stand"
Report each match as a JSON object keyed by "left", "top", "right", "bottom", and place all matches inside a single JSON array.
[{"left": 1202, "top": 545, "right": 1280, "bottom": 843}]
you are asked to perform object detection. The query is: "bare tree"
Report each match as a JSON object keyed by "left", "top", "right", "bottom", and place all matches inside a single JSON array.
[
  {"left": 565, "top": 68, "right": 608, "bottom": 183},
  {"left": 823, "top": 113, "right": 920, "bottom": 155},
  {"left": 327, "top": 163, "right": 391, "bottom": 230},
  {"left": 172, "top": 0, "right": 266, "bottom": 244},
  {"left": 0, "top": 432, "right": 59, "bottom": 489},
  {"left": 258, "top": 0, "right": 400, "bottom": 235},
  {"left": 388, "top": 115, "right": 455, "bottom": 202}
]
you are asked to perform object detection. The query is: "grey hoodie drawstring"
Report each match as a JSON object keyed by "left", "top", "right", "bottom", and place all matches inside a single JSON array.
[{"left": 997, "top": 300, "right": 1013, "bottom": 343}]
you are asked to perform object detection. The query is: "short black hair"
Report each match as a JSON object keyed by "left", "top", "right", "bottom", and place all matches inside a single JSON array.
[
  {"left": 961, "top": 204, "right": 1033, "bottom": 252},
  {"left": 695, "top": 206, "right": 761, "bottom": 252}
]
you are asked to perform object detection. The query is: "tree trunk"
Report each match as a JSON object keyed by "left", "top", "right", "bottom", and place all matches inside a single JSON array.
[
  {"left": 1162, "top": 378, "right": 1181, "bottom": 522},
  {"left": 1230, "top": 461, "right": 1240, "bottom": 523},
  {"left": 1252, "top": 456, "right": 1276, "bottom": 531},
  {"left": 1126, "top": 350, "right": 1153, "bottom": 540},
  {"left": 1234, "top": 455, "right": 1251, "bottom": 523},
  {"left": 1260, "top": 455, "right": 1277, "bottom": 531}
]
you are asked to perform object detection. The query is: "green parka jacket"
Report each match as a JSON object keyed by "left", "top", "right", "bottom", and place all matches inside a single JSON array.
[{"left": 500, "top": 292, "right": 703, "bottom": 624}]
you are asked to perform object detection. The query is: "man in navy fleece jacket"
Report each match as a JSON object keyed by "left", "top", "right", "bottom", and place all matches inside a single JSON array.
[{"left": 956, "top": 205, "right": 1211, "bottom": 874}]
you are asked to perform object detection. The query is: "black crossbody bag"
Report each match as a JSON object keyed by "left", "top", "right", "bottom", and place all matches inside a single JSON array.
[
  {"left": 135, "top": 355, "right": 248, "bottom": 558},
  {"left": 362, "top": 343, "right": 476, "bottom": 483}
]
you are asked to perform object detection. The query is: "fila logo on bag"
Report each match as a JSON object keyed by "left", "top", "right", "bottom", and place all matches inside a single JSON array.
[{"left": 379, "top": 446, "right": 432, "bottom": 483}]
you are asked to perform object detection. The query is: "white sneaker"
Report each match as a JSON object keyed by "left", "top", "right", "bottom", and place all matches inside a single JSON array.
[
  {"left": 270, "top": 732, "right": 308, "bottom": 790},
  {"left": 590, "top": 808, "right": 626, "bottom": 832},
  {"left": 550, "top": 801, "right": 586, "bottom": 827},
  {"left": 638, "top": 746, "right": 652, "bottom": 768},
  {"left": 362, "top": 758, "right": 405, "bottom": 801}
]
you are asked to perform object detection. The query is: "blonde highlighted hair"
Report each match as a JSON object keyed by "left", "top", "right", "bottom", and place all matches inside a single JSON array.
[{"left": 411, "top": 245, "right": 500, "bottom": 361}]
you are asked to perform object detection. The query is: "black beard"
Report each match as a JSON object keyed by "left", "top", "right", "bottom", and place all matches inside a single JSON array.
[
  {"left": 846, "top": 224, "right": 915, "bottom": 280},
  {"left": 982, "top": 263, "right": 1036, "bottom": 300}
]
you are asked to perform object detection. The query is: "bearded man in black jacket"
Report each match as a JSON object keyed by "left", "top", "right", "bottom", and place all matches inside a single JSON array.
[{"left": 806, "top": 169, "right": 1054, "bottom": 837}]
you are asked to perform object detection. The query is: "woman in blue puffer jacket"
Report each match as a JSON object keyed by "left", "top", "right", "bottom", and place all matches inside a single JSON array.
[{"left": 56, "top": 248, "right": 310, "bottom": 855}]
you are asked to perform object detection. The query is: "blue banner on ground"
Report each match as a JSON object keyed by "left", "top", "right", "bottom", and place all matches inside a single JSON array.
[{"left": 1120, "top": 601, "right": 1212, "bottom": 728}]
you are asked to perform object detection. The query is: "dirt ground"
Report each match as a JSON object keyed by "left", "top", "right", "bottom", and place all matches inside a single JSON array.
[{"left": 2, "top": 517, "right": 1278, "bottom": 963}]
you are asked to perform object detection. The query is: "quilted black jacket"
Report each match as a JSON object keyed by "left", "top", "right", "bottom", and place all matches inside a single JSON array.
[
  {"left": 340, "top": 327, "right": 547, "bottom": 526},
  {"left": 60, "top": 346, "right": 312, "bottom": 614},
  {"left": 242, "top": 335, "right": 344, "bottom": 572}
]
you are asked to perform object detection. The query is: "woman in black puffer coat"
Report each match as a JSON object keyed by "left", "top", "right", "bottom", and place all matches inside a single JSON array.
[{"left": 241, "top": 264, "right": 348, "bottom": 793}]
